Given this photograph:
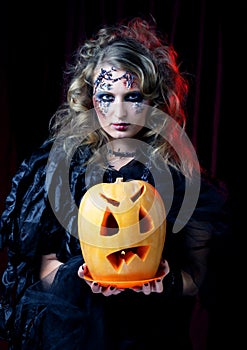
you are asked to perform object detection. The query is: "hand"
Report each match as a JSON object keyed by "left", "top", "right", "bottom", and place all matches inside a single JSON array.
[
  {"left": 131, "top": 259, "right": 170, "bottom": 295},
  {"left": 78, "top": 259, "right": 170, "bottom": 296},
  {"left": 78, "top": 263, "right": 124, "bottom": 296}
]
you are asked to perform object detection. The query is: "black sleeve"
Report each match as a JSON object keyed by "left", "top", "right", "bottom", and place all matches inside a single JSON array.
[{"left": 163, "top": 172, "right": 230, "bottom": 299}]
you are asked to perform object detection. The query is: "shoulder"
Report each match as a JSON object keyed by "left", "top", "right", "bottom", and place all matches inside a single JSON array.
[
  {"left": 13, "top": 138, "right": 54, "bottom": 179},
  {"left": 2, "top": 139, "right": 54, "bottom": 202}
]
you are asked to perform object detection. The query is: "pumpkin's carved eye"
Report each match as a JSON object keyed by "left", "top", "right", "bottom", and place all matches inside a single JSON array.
[
  {"left": 139, "top": 207, "right": 153, "bottom": 233},
  {"left": 130, "top": 185, "right": 145, "bottom": 202},
  {"left": 100, "top": 205, "right": 153, "bottom": 237},
  {"left": 100, "top": 207, "right": 119, "bottom": 236},
  {"left": 100, "top": 193, "right": 120, "bottom": 206}
]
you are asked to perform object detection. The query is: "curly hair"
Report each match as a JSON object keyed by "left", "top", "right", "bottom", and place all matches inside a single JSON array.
[{"left": 49, "top": 17, "right": 198, "bottom": 177}]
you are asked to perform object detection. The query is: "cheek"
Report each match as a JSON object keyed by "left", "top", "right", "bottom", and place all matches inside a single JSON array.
[
  {"left": 93, "top": 99, "right": 109, "bottom": 128},
  {"left": 93, "top": 96, "right": 111, "bottom": 117},
  {"left": 127, "top": 103, "right": 148, "bottom": 124},
  {"left": 96, "top": 111, "right": 108, "bottom": 129},
  {"left": 132, "top": 102, "right": 146, "bottom": 114}
]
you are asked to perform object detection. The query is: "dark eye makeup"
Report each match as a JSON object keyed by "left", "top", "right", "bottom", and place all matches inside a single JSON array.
[
  {"left": 124, "top": 91, "right": 143, "bottom": 103},
  {"left": 95, "top": 93, "right": 115, "bottom": 103},
  {"left": 95, "top": 91, "right": 144, "bottom": 103}
]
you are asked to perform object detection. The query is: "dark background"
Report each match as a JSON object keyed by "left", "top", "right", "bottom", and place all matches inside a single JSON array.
[{"left": 0, "top": 0, "right": 244, "bottom": 348}]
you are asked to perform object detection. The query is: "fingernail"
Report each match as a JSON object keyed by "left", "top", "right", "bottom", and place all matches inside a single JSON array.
[
  {"left": 157, "top": 279, "right": 161, "bottom": 283},
  {"left": 93, "top": 282, "right": 98, "bottom": 286},
  {"left": 144, "top": 283, "right": 148, "bottom": 286},
  {"left": 110, "top": 286, "right": 115, "bottom": 290}
]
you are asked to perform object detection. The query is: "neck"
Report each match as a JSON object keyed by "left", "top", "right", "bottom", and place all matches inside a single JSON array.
[
  {"left": 107, "top": 148, "right": 136, "bottom": 158},
  {"left": 107, "top": 139, "right": 138, "bottom": 158}
]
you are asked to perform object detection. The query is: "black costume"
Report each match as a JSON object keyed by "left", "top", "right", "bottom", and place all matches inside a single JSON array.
[{"left": 0, "top": 139, "right": 229, "bottom": 349}]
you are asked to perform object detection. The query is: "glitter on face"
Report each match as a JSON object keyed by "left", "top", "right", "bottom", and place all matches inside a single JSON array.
[
  {"left": 96, "top": 99, "right": 111, "bottom": 115},
  {"left": 132, "top": 102, "right": 145, "bottom": 114}
]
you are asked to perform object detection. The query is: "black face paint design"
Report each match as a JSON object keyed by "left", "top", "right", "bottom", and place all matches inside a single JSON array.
[{"left": 93, "top": 67, "right": 135, "bottom": 94}]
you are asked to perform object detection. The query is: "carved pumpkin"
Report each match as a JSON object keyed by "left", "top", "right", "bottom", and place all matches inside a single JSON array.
[{"left": 78, "top": 178, "right": 166, "bottom": 286}]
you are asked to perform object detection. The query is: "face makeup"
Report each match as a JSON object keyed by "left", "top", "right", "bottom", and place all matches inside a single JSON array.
[{"left": 93, "top": 66, "right": 149, "bottom": 140}]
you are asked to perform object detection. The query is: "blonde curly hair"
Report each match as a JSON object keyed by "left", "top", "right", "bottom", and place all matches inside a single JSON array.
[{"left": 49, "top": 17, "right": 198, "bottom": 178}]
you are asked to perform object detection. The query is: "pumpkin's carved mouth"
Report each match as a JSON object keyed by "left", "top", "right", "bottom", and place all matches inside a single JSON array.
[{"left": 107, "top": 245, "right": 150, "bottom": 271}]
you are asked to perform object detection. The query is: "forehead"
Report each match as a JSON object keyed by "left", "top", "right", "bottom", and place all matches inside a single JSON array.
[{"left": 93, "top": 65, "right": 140, "bottom": 92}]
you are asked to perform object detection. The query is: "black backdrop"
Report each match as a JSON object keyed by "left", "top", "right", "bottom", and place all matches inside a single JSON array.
[{"left": 0, "top": 0, "right": 244, "bottom": 348}]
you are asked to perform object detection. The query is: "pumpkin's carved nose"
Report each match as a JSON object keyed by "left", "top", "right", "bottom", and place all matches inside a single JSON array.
[{"left": 107, "top": 246, "right": 150, "bottom": 271}]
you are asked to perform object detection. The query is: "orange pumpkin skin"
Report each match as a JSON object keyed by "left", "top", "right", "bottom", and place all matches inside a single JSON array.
[{"left": 78, "top": 178, "right": 166, "bottom": 282}]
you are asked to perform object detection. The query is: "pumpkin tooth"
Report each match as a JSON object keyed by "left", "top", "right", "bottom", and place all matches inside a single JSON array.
[{"left": 136, "top": 245, "right": 150, "bottom": 259}]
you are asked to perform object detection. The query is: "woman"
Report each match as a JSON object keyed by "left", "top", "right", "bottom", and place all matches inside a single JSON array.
[{"left": 0, "top": 17, "right": 228, "bottom": 349}]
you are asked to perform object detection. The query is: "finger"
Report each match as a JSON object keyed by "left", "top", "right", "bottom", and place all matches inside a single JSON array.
[
  {"left": 153, "top": 279, "right": 163, "bottom": 293},
  {"left": 78, "top": 263, "right": 89, "bottom": 278},
  {"left": 160, "top": 259, "right": 170, "bottom": 275},
  {"left": 131, "top": 286, "right": 142, "bottom": 293},
  {"left": 160, "top": 259, "right": 167, "bottom": 267},
  {"left": 78, "top": 265, "right": 85, "bottom": 278},
  {"left": 113, "top": 289, "right": 124, "bottom": 295},
  {"left": 101, "top": 285, "right": 125, "bottom": 296},
  {"left": 82, "top": 263, "right": 89, "bottom": 274},
  {"left": 102, "top": 286, "right": 116, "bottom": 297},
  {"left": 91, "top": 281, "right": 102, "bottom": 293},
  {"left": 142, "top": 283, "right": 151, "bottom": 295}
]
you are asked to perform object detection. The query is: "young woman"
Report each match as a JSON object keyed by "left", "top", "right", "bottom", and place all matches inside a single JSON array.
[{"left": 0, "top": 17, "right": 228, "bottom": 349}]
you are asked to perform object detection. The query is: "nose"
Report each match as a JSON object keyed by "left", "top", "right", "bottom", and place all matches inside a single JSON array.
[{"left": 114, "top": 102, "right": 127, "bottom": 119}]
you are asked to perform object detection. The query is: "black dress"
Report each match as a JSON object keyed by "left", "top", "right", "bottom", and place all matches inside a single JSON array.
[{"left": 0, "top": 139, "right": 229, "bottom": 349}]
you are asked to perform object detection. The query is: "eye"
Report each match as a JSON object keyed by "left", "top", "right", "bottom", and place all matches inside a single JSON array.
[
  {"left": 96, "top": 93, "right": 115, "bottom": 103},
  {"left": 124, "top": 91, "right": 144, "bottom": 103}
]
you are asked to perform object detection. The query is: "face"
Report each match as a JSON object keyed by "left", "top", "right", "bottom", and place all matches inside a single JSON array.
[{"left": 92, "top": 66, "right": 150, "bottom": 139}]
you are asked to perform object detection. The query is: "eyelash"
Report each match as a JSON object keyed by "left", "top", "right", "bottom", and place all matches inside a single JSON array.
[{"left": 96, "top": 92, "right": 144, "bottom": 103}]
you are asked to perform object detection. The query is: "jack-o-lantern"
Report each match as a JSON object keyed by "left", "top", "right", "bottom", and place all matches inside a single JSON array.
[{"left": 78, "top": 178, "right": 166, "bottom": 287}]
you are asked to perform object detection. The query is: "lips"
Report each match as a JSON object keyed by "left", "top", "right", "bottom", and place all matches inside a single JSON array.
[{"left": 112, "top": 123, "right": 130, "bottom": 131}]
